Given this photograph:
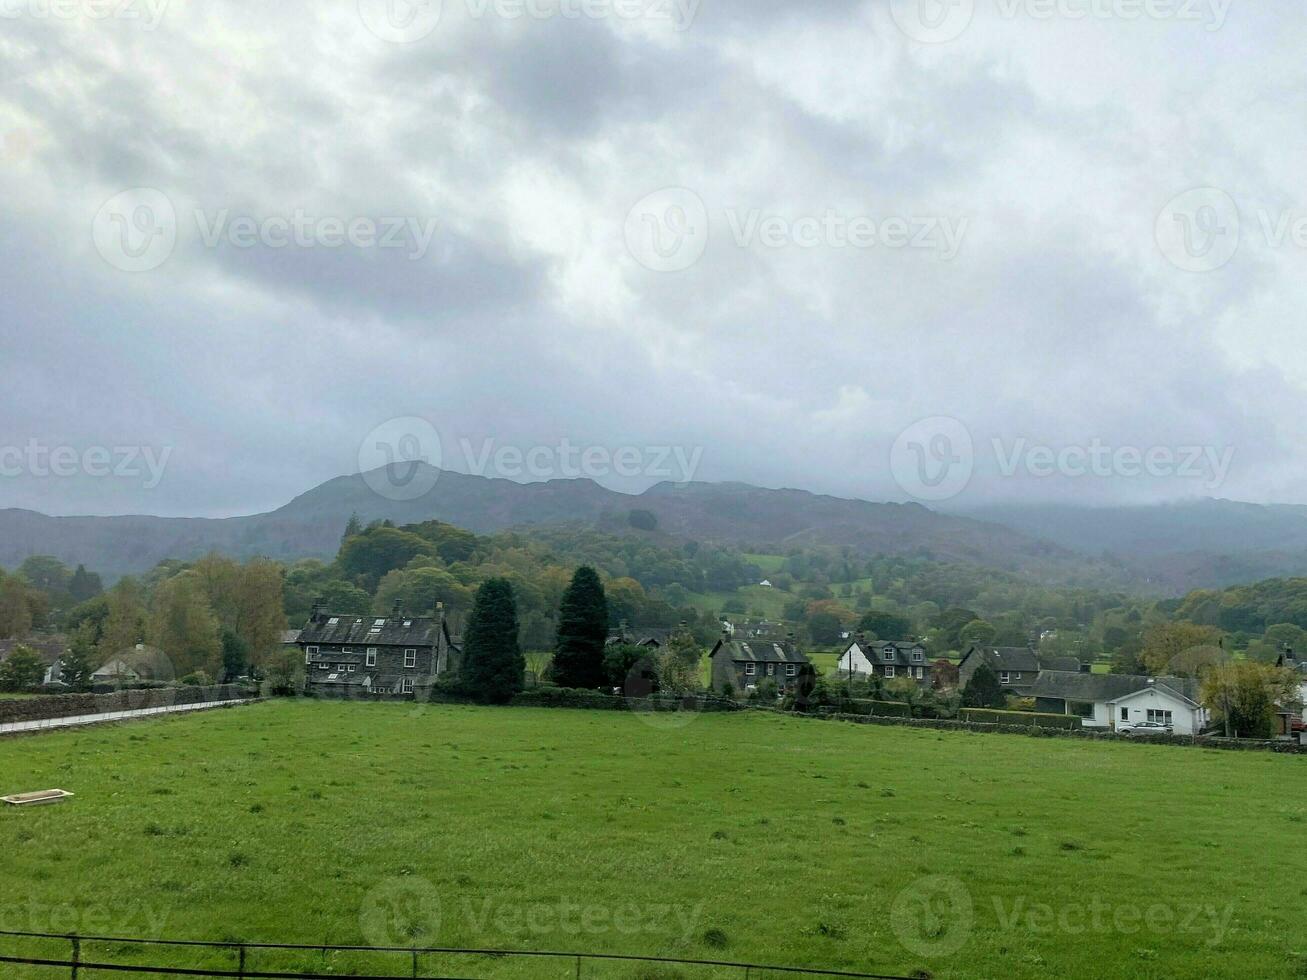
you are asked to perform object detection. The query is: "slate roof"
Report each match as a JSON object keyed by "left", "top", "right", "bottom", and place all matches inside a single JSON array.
[
  {"left": 1030, "top": 670, "right": 1201, "bottom": 705},
  {"left": 713, "top": 638, "right": 809, "bottom": 665},
  {"left": 965, "top": 646, "right": 1042, "bottom": 674},
  {"left": 1043, "top": 656, "right": 1083, "bottom": 673},
  {"left": 850, "top": 640, "right": 929, "bottom": 668},
  {"left": 298, "top": 613, "right": 442, "bottom": 647},
  {"left": 0, "top": 635, "right": 69, "bottom": 666},
  {"left": 606, "top": 626, "right": 673, "bottom": 648},
  {"left": 280, "top": 629, "right": 303, "bottom": 646}
]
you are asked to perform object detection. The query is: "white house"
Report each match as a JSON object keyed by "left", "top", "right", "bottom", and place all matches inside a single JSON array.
[
  {"left": 1030, "top": 671, "right": 1209, "bottom": 734},
  {"left": 1277, "top": 651, "right": 1307, "bottom": 723},
  {"left": 837, "top": 637, "right": 931, "bottom": 686}
]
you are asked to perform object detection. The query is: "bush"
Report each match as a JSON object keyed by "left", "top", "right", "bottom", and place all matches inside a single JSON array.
[{"left": 959, "top": 708, "right": 1082, "bottom": 730}]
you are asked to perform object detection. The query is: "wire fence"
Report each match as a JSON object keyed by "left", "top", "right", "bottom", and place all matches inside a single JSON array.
[{"left": 0, "top": 930, "right": 917, "bottom": 980}]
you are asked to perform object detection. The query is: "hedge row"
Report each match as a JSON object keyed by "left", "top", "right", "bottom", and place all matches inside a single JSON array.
[
  {"left": 810, "top": 711, "right": 1306, "bottom": 754},
  {"left": 0, "top": 685, "right": 256, "bottom": 725},
  {"left": 509, "top": 687, "right": 744, "bottom": 713},
  {"left": 960, "top": 707, "right": 1083, "bottom": 730}
]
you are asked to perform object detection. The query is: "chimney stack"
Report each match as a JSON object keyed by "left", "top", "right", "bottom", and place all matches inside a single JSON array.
[
  {"left": 391, "top": 599, "right": 403, "bottom": 619},
  {"left": 310, "top": 597, "right": 325, "bottom": 623}
]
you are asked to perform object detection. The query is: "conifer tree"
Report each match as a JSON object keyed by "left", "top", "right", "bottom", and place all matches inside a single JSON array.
[
  {"left": 552, "top": 566, "right": 608, "bottom": 690},
  {"left": 461, "top": 578, "right": 525, "bottom": 704}
]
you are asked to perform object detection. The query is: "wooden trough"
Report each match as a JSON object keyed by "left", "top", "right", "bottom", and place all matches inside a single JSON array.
[{"left": 2, "top": 789, "right": 74, "bottom": 806}]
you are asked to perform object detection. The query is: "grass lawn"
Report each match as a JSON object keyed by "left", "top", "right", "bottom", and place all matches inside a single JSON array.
[{"left": 1, "top": 702, "right": 1305, "bottom": 979}]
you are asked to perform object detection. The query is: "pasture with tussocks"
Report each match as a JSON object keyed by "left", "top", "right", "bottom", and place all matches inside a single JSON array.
[{"left": 0, "top": 701, "right": 1305, "bottom": 979}]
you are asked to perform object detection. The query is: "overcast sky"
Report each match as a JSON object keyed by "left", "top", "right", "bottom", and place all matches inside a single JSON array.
[{"left": 1, "top": 0, "right": 1305, "bottom": 518}]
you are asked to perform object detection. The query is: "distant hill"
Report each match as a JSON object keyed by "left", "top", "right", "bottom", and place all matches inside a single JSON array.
[
  {"left": 0, "top": 466, "right": 1106, "bottom": 583},
  {"left": 961, "top": 499, "right": 1307, "bottom": 591}
]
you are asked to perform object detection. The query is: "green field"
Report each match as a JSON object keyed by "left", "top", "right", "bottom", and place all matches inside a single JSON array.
[{"left": 1, "top": 702, "right": 1305, "bottom": 979}]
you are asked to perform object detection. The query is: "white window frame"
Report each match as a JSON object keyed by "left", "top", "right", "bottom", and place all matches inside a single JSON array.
[
  {"left": 912, "top": 651, "right": 923, "bottom": 662},
  {"left": 885, "top": 665, "right": 895, "bottom": 679},
  {"left": 744, "top": 663, "right": 756, "bottom": 676},
  {"left": 915, "top": 666, "right": 924, "bottom": 679},
  {"left": 401, "top": 677, "right": 415, "bottom": 694},
  {"left": 404, "top": 648, "right": 417, "bottom": 668},
  {"left": 1000, "top": 671, "right": 1010, "bottom": 684},
  {"left": 786, "top": 664, "right": 797, "bottom": 676},
  {"left": 366, "top": 648, "right": 377, "bottom": 667}
]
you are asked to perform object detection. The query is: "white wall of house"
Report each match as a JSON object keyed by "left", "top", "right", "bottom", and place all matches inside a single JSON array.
[
  {"left": 1106, "top": 686, "right": 1207, "bottom": 735},
  {"left": 837, "top": 643, "right": 874, "bottom": 677}
]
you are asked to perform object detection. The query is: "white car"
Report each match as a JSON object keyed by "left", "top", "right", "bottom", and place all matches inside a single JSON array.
[{"left": 1118, "top": 720, "right": 1173, "bottom": 737}]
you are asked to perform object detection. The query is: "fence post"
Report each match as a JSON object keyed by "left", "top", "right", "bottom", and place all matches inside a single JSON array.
[
  {"left": 575, "top": 953, "right": 582, "bottom": 979},
  {"left": 238, "top": 944, "right": 247, "bottom": 979},
  {"left": 411, "top": 948, "right": 418, "bottom": 978},
  {"left": 69, "top": 935, "right": 79, "bottom": 980}
]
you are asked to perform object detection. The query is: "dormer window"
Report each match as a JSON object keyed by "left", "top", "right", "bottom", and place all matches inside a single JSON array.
[
  {"left": 882, "top": 649, "right": 894, "bottom": 661},
  {"left": 912, "top": 651, "right": 923, "bottom": 662}
]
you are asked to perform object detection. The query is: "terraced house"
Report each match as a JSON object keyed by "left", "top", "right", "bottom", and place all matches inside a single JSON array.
[
  {"left": 297, "top": 600, "right": 461, "bottom": 700},
  {"left": 709, "top": 631, "right": 811, "bottom": 694}
]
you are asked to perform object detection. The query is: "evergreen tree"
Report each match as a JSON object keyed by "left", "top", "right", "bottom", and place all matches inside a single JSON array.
[
  {"left": 961, "top": 663, "right": 1006, "bottom": 708},
  {"left": 341, "top": 512, "right": 364, "bottom": 547},
  {"left": 68, "top": 564, "right": 104, "bottom": 604},
  {"left": 60, "top": 624, "right": 98, "bottom": 691},
  {"left": 0, "top": 645, "right": 44, "bottom": 692},
  {"left": 220, "top": 628, "right": 250, "bottom": 682},
  {"left": 552, "top": 566, "right": 608, "bottom": 690},
  {"left": 461, "top": 578, "right": 525, "bottom": 704}
]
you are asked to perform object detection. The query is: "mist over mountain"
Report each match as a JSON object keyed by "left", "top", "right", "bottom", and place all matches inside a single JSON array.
[
  {"left": 961, "top": 499, "right": 1307, "bottom": 591},
  {"left": 0, "top": 466, "right": 1094, "bottom": 583}
]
